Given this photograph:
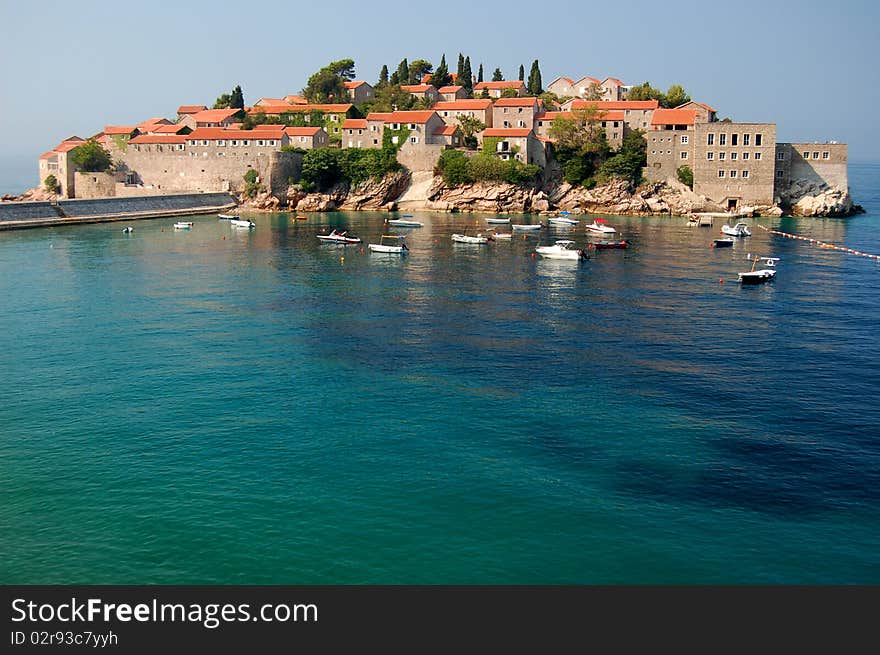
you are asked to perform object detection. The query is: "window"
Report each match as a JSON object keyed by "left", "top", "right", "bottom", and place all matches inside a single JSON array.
[
  {"left": 443, "top": 111, "right": 448, "bottom": 116},
  {"left": 742, "top": 170, "right": 749, "bottom": 178},
  {"left": 614, "top": 121, "right": 619, "bottom": 128},
  {"left": 707, "top": 152, "right": 714, "bottom": 160},
  {"left": 410, "top": 136, "right": 418, "bottom": 143},
  {"left": 257, "top": 140, "right": 265, "bottom": 146},
  {"left": 391, "top": 123, "right": 400, "bottom": 130},
  {"left": 613, "top": 132, "right": 619, "bottom": 139},
  {"left": 681, "top": 135, "right": 688, "bottom": 144},
  {"left": 731, "top": 134, "right": 738, "bottom": 146},
  {"left": 719, "top": 134, "right": 727, "bottom": 146},
  {"left": 242, "top": 140, "right": 250, "bottom": 146},
  {"left": 743, "top": 134, "right": 750, "bottom": 146},
  {"left": 518, "top": 120, "right": 526, "bottom": 128},
  {"left": 813, "top": 151, "right": 820, "bottom": 159},
  {"left": 503, "top": 121, "right": 510, "bottom": 128},
  {"left": 823, "top": 151, "right": 830, "bottom": 159},
  {"left": 755, "top": 134, "right": 762, "bottom": 146},
  {"left": 718, "top": 170, "right": 725, "bottom": 178},
  {"left": 719, "top": 152, "right": 726, "bottom": 160},
  {"left": 742, "top": 152, "right": 749, "bottom": 160},
  {"left": 202, "top": 140, "right": 209, "bottom": 146},
  {"left": 373, "top": 139, "right": 378, "bottom": 145},
  {"left": 680, "top": 151, "right": 688, "bottom": 159},
  {"left": 754, "top": 152, "right": 761, "bottom": 160},
  {"left": 777, "top": 151, "right": 785, "bottom": 160},
  {"left": 730, "top": 170, "right": 737, "bottom": 178},
  {"left": 217, "top": 140, "right": 225, "bottom": 146},
  {"left": 731, "top": 152, "right": 738, "bottom": 160},
  {"left": 776, "top": 170, "right": 784, "bottom": 178},
  {"left": 409, "top": 123, "right": 417, "bottom": 130}
]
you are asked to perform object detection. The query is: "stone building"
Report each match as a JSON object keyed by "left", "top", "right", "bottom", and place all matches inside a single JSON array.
[
  {"left": 534, "top": 109, "right": 625, "bottom": 148},
  {"left": 38, "top": 137, "right": 85, "bottom": 198},
  {"left": 675, "top": 101, "right": 717, "bottom": 124},
  {"left": 492, "top": 97, "right": 543, "bottom": 130},
  {"left": 566, "top": 99, "right": 659, "bottom": 133},
  {"left": 400, "top": 84, "right": 439, "bottom": 104},
  {"left": 247, "top": 103, "right": 355, "bottom": 140},
  {"left": 344, "top": 80, "right": 375, "bottom": 104},
  {"left": 433, "top": 99, "right": 494, "bottom": 129},
  {"left": 480, "top": 128, "right": 546, "bottom": 167},
  {"left": 773, "top": 142, "right": 848, "bottom": 191},
  {"left": 438, "top": 85, "right": 467, "bottom": 102},
  {"left": 179, "top": 108, "right": 241, "bottom": 130},
  {"left": 341, "top": 119, "right": 370, "bottom": 148},
  {"left": 176, "top": 105, "right": 206, "bottom": 121},
  {"left": 473, "top": 80, "right": 527, "bottom": 98},
  {"left": 546, "top": 77, "right": 576, "bottom": 98}
]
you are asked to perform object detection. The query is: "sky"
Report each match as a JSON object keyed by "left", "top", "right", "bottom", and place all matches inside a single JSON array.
[{"left": 1, "top": 0, "right": 878, "bottom": 167}]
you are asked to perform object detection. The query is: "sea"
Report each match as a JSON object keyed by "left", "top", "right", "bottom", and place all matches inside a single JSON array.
[{"left": 1, "top": 163, "right": 878, "bottom": 584}]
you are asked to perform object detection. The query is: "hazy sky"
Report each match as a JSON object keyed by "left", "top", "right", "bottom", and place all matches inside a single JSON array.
[{"left": 2, "top": 0, "right": 877, "bottom": 162}]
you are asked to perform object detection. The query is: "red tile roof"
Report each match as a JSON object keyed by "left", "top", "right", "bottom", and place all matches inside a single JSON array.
[
  {"left": 137, "top": 117, "right": 172, "bottom": 130},
  {"left": 602, "top": 77, "right": 625, "bottom": 85},
  {"left": 493, "top": 97, "right": 541, "bottom": 107},
  {"left": 650, "top": 108, "right": 698, "bottom": 126},
  {"left": 250, "top": 124, "right": 286, "bottom": 131},
  {"left": 535, "top": 110, "right": 625, "bottom": 122},
  {"left": 149, "top": 123, "right": 190, "bottom": 134},
  {"left": 104, "top": 125, "right": 137, "bottom": 135},
  {"left": 284, "top": 127, "right": 323, "bottom": 137},
  {"left": 177, "top": 105, "right": 206, "bottom": 114},
  {"left": 193, "top": 108, "right": 240, "bottom": 123},
  {"left": 573, "top": 77, "right": 601, "bottom": 86},
  {"left": 438, "top": 85, "right": 463, "bottom": 93},
  {"left": 283, "top": 95, "right": 308, "bottom": 105},
  {"left": 342, "top": 119, "right": 368, "bottom": 129},
  {"left": 433, "top": 99, "right": 493, "bottom": 111},
  {"left": 366, "top": 112, "right": 394, "bottom": 121},
  {"left": 400, "top": 84, "right": 434, "bottom": 93},
  {"left": 249, "top": 103, "right": 353, "bottom": 114},
  {"left": 55, "top": 141, "right": 86, "bottom": 152},
  {"left": 385, "top": 110, "right": 437, "bottom": 124},
  {"left": 129, "top": 134, "right": 187, "bottom": 145},
  {"left": 549, "top": 76, "right": 575, "bottom": 86},
  {"left": 39, "top": 151, "right": 57, "bottom": 160},
  {"left": 187, "top": 128, "right": 285, "bottom": 141},
  {"left": 571, "top": 99, "right": 660, "bottom": 110},
  {"left": 681, "top": 101, "right": 717, "bottom": 113},
  {"left": 433, "top": 125, "right": 459, "bottom": 136},
  {"left": 474, "top": 80, "right": 526, "bottom": 90},
  {"left": 255, "top": 98, "right": 291, "bottom": 106},
  {"left": 422, "top": 72, "right": 457, "bottom": 84},
  {"left": 343, "top": 80, "right": 369, "bottom": 89},
  {"left": 483, "top": 128, "right": 532, "bottom": 137}
]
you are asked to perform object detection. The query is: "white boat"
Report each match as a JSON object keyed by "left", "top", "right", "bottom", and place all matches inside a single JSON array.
[
  {"left": 534, "top": 240, "right": 587, "bottom": 260},
  {"left": 585, "top": 219, "right": 616, "bottom": 234},
  {"left": 217, "top": 213, "right": 238, "bottom": 220},
  {"left": 721, "top": 222, "right": 752, "bottom": 237},
  {"left": 174, "top": 222, "right": 193, "bottom": 230},
  {"left": 738, "top": 256, "right": 779, "bottom": 284},
  {"left": 451, "top": 233, "right": 492, "bottom": 244},
  {"left": 548, "top": 216, "right": 579, "bottom": 225},
  {"left": 492, "top": 232, "right": 513, "bottom": 240},
  {"left": 368, "top": 234, "right": 408, "bottom": 254},
  {"left": 122, "top": 226, "right": 133, "bottom": 233},
  {"left": 511, "top": 223, "right": 542, "bottom": 231},
  {"left": 316, "top": 229, "right": 361, "bottom": 244},
  {"left": 387, "top": 218, "right": 423, "bottom": 227},
  {"left": 486, "top": 217, "right": 510, "bottom": 224},
  {"left": 230, "top": 218, "right": 256, "bottom": 228}
]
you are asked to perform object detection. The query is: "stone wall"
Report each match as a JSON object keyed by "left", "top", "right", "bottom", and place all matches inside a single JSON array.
[
  {"left": 397, "top": 142, "right": 445, "bottom": 172},
  {"left": 775, "top": 142, "right": 847, "bottom": 192},
  {"left": 645, "top": 128, "right": 693, "bottom": 183},
  {"left": 74, "top": 172, "right": 118, "bottom": 198}
]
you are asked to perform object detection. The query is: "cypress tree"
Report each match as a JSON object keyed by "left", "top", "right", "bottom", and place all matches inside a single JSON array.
[
  {"left": 527, "top": 59, "right": 543, "bottom": 95},
  {"left": 477, "top": 63, "right": 484, "bottom": 83},
  {"left": 457, "top": 53, "right": 465, "bottom": 80},
  {"left": 492, "top": 68, "right": 504, "bottom": 82},
  {"left": 231, "top": 85, "right": 244, "bottom": 109},
  {"left": 461, "top": 56, "right": 473, "bottom": 95},
  {"left": 518, "top": 64, "right": 525, "bottom": 81},
  {"left": 378, "top": 64, "right": 389, "bottom": 86},
  {"left": 432, "top": 54, "right": 451, "bottom": 88},
  {"left": 396, "top": 59, "right": 409, "bottom": 86}
]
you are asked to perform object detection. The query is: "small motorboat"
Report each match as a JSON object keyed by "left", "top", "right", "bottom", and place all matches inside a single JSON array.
[
  {"left": 738, "top": 256, "right": 779, "bottom": 284},
  {"left": 387, "top": 218, "right": 423, "bottom": 227},
  {"left": 548, "top": 216, "right": 579, "bottom": 225},
  {"left": 721, "top": 222, "right": 751, "bottom": 237},
  {"left": 217, "top": 213, "right": 237, "bottom": 220},
  {"left": 591, "top": 239, "right": 629, "bottom": 250},
  {"left": 316, "top": 229, "right": 361, "bottom": 244},
  {"left": 368, "top": 234, "right": 408, "bottom": 254},
  {"left": 294, "top": 215, "right": 308, "bottom": 221},
  {"left": 174, "top": 222, "right": 193, "bottom": 230},
  {"left": 535, "top": 240, "right": 587, "bottom": 260},
  {"left": 511, "top": 223, "right": 542, "bottom": 231},
  {"left": 451, "top": 233, "right": 492, "bottom": 244},
  {"left": 122, "top": 226, "right": 133, "bottom": 233},
  {"left": 585, "top": 219, "right": 616, "bottom": 234},
  {"left": 230, "top": 218, "right": 256, "bottom": 228},
  {"left": 711, "top": 238, "right": 734, "bottom": 248},
  {"left": 492, "top": 232, "right": 513, "bottom": 240},
  {"left": 486, "top": 217, "right": 510, "bottom": 224}
]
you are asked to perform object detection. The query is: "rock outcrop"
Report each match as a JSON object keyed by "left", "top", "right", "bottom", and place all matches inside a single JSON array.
[{"left": 779, "top": 180, "right": 858, "bottom": 217}]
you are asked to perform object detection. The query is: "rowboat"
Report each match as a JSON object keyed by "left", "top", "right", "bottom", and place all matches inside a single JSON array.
[
  {"left": 548, "top": 216, "right": 579, "bottom": 225},
  {"left": 387, "top": 218, "right": 423, "bottom": 227},
  {"left": 317, "top": 229, "right": 361, "bottom": 244},
  {"left": 591, "top": 239, "right": 629, "bottom": 249},
  {"left": 369, "top": 234, "right": 408, "bottom": 254},
  {"left": 738, "top": 256, "right": 779, "bottom": 284},
  {"left": 535, "top": 240, "right": 587, "bottom": 260},
  {"left": 511, "top": 223, "right": 542, "bottom": 231},
  {"left": 230, "top": 218, "right": 255, "bottom": 228},
  {"left": 174, "top": 222, "right": 193, "bottom": 230},
  {"left": 217, "top": 213, "right": 237, "bottom": 220},
  {"left": 711, "top": 238, "right": 734, "bottom": 248},
  {"left": 486, "top": 217, "right": 510, "bottom": 224},
  {"left": 451, "top": 233, "right": 492, "bottom": 244}
]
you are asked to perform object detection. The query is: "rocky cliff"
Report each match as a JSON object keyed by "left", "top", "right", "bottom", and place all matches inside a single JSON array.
[{"left": 778, "top": 180, "right": 862, "bottom": 217}]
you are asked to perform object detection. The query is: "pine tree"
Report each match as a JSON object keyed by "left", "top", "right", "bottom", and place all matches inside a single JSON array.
[
  {"left": 527, "top": 60, "right": 543, "bottom": 95},
  {"left": 432, "top": 54, "right": 451, "bottom": 88},
  {"left": 396, "top": 59, "right": 409, "bottom": 86},
  {"left": 231, "top": 85, "right": 244, "bottom": 109},
  {"left": 492, "top": 68, "right": 504, "bottom": 82},
  {"left": 461, "top": 56, "right": 473, "bottom": 95},
  {"left": 378, "top": 64, "right": 389, "bottom": 86},
  {"left": 518, "top": 65, "right": 525, "bottom": 81},
  {"left": 477, "top": 63, "right": 484, "bottom": 83}
]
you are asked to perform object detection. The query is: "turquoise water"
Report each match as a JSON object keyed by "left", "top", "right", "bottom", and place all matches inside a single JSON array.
[{"left": 1, "top": 165, "right": 878, "bottom": 584}]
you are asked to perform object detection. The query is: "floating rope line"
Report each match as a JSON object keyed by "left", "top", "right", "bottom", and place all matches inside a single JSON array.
[{"left": 757, "top": 224, "right": 880, "bottom": 261}]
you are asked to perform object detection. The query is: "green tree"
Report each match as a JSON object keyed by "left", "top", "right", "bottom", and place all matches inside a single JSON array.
[
  {"left": 676, "top": 165, "right": 693, "bottom": 188},
  {"left": 500, "top": 88, "right": 520, "bottom": 98},
  {"left": 395, "top": 59, "right": 409, "bottom": 86},
  {"left": 518, "top": 64, "right": 525, "bottom": 81},
  {"left": 368, "top": 84, "right": 417, "bottom": 112},
  {"left": 627, "top": 81, "right": 665, "bottom": 104},
  {"left": 461, "top": 56, "right": 473, "bottom": 95},
  {"left": 457, "top": 53, "right": 465, "bottom": 80},
  {"left": 304, "top": 59, "right": 356, "bottom": 103},
  {"left": 409, "top": 59, "right": 433, "bottom": 84},
  {"left": 243, "top": 168, "right": 261, "bottom": 198},
  {"left": 43, "top": 174, "right": 59, "bottom": 194},
  {"left": 477, "top": 63, "right": 484, "bottom": 83},
  {"left": 665, "top": 84, "right": 691, "bottom": 108},
  {"left": 230, "top": 85, "right": 244, "bottom": 109},
  {"left": 492, "top": 67, "right": 504, "bottom": 82},
  {"left": 69, "top": 139, "right": 112, "bottom": 172},
  {"left": 527, "top": 60, "right": 543, "bottom": 95},
  {"left": 378, "top": 64, "right": 389, "bottom": 87},
  {"left": 431, "top": 54, "right": 451, "bottom": 88},
  {"left": 583, "top": 82, "right": 603, "bottom": 101},
  {"left": 457, "top": 115, "right": 486, "bottom": 148},
  {"left": 301, "top": 148, "right": 343, "bottom": 190}
]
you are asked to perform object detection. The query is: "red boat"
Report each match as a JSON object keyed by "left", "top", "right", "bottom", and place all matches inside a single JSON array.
[{"left": 590, "top": 240, "right": 629, "bottom": 250}]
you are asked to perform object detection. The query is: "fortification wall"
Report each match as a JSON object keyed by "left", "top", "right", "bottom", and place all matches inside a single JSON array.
[{"left": 397, "top": 142, "right": 444, "bottom": 173}]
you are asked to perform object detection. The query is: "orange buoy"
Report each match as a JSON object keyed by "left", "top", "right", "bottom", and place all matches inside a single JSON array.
[{"left": 719, "top": 279, "right": 724, "bottom": 284}]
